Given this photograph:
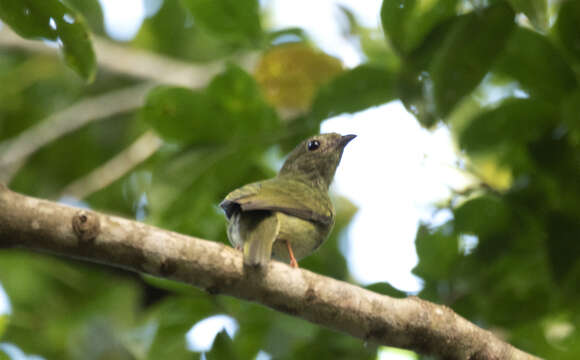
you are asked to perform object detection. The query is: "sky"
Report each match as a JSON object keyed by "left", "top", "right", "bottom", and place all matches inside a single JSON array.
[{"left": 1, "top": 1, "right": 473, "bottom": 358}]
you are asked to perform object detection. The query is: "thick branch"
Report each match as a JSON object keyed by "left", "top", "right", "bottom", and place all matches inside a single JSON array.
[{"left": 0, "top": 186, "right": 539, "bottom": 360}]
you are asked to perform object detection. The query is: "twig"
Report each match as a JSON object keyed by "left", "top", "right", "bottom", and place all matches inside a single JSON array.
[
  {"left": 60, "top": 130, "right": 162, "bottom": 199},
  {"left": 0, "top": 186, "right": 541, "bottom": 360},
  {"left": 0, "top": 82, "right": 155, "bottom": 182},
  {"left": 0, "top": 27, "right": 258, "bottom": 87}
]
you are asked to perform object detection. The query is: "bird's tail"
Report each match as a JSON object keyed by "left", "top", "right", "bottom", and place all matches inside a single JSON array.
[{"left": 243, "top": 212, "right": 279, "bottom": 267}]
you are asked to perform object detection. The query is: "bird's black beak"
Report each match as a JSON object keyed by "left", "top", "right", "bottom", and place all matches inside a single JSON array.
[{"left": 340, "top": 134, "right": 357, "bottom": 147}]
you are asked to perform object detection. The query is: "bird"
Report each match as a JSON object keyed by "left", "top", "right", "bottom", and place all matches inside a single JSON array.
[{"left": 220, "top": 133, "right": 355, "bottom": 268}]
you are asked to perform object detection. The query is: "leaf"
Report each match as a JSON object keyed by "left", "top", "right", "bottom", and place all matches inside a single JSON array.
[
  {"left": 494, "top": 27, "right": 577, "bottom": 101},
  {"left": 142, "top": 65, "right": 280, "bottom": 144},
  {"left": 0, "top": 0, "right": 96, "bottom": 81},
  {"left": 380, "top": 0, "right": 459, "bottom": 56},
  {"left": 459, "top": 98, "right": 555, "bottom": 153},
  {"left": 206, "top": 64, "right": 280, "bottom": 140},
  {"left": 254, "top": 43, "right": 343, "bottom": 111},
  {"left": 453, "top": 195, "right": 511, "bottom": 237},
  {"left": 146, "top": 296, "right": 217, "bottom": 360},
  {"left": 561, "top": 90, "right": 580, "bottom": 145},
  {"left": 546, "top": 212, "right": 580, "bottom": 282},
  {"left": 554, "top": 0, "right": 580, "bottom": 63},
  {"left": 0, "top": 315, "right": 8, "bottom": 339},
  {"left": 430, "top": 3, "right": 515, "bottom": 116},
  {"left": 365, "top": 283, "right": 406, "bottom": 298},
  {"left": 311, "top": 64, "right": 396, "bottom": 119},
  {"left": 206, "top": 330, "right": 237, "bottom": 360},
  {"left": 506, "top": 0, "right": 548, "bottom": 30},
  {"left": 141, "top": 86, "right": 206, "bottom": 143},
  {"left": 179, "top": 0, "right": 262, "bottom": 46},
  {"left": 412, "top": 222, "right": 459, "bottom": 281}
]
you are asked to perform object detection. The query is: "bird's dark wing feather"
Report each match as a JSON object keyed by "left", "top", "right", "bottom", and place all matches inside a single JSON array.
[{"left": 220, "top": 178, "right": 334, "bottom": 226}]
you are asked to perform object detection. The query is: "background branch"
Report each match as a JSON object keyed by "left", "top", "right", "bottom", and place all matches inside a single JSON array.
[
  {"left": 0, "top": 185, "right": 540, "bottom": 360},
  {"left": 0, "top": 82, "right": 155, "bottom": 182},
  {"left": 0, "top": 28, "right": 257, "bottom": 87},
  {"left": 60, "top": 130, "right": 162, "bottom": 199}
]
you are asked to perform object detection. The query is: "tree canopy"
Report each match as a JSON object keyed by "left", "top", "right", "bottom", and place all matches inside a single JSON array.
[{"left": 0, "top": 0, "right": 579, "bottom": 359}]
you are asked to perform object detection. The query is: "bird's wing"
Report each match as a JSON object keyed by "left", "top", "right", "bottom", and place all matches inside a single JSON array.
[{"left": 220, "top": 178, "right": 334, "bottom": 226}]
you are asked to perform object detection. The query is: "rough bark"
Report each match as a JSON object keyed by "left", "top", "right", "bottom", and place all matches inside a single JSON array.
[{"left": 0, "top": 185, "right": 540, "bottom": 360}]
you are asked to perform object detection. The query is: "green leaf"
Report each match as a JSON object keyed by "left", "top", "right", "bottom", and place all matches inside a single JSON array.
[
  {"left": 494, "top": 28, "right": 577, "bottom": 101},
  {"left": 555, "top": 0, "right": 580, "bottom": 63},
  {"left": 141, "top": 65, "right": 279, "bottom": 144},
  {"left": 180, "top": 0, "right": 262, "bottom": 46},
  {"left": 546, "top": 212, "right": 580, "bottom": 282},
  {"left": 453, "top": 195, "right": 511, "bottom": 237},
  {"left": 146, "top": 296, "right": 217, "bottom": 360},
  {"left": 459, "top": 98, "right": 555, "bottom": 153},
  {"left": 561, "top": 90, "right": 580, "bottom": 145},
  {"left": 365, "top": 282, "right": 406, "bottom": 298},
  {"left": 206, "top": 330, "right": 237, "bottom": 360},
  {"left": 380, "top": 0, "right": 459, "bottom": 56},
  {"left": 507, "top": 0, "right": 547, "bottom": 30},
  {"left": 142, "top": 86, "right": 208, "bottom": 143},
  {"left": 0, "top": 314, "right": 8, "bottom": 339},
  {"left": 0, "top": 0, "right": 96, "bottom": 81},
  {"left": 311, "top": 65, "right": 396, "bottom": 119},
  {"left": 430, "top": 3, "right": 515, "bottom": 116},
  {"left": 413, "top": 222, "right": 459, "bottom": 281}
]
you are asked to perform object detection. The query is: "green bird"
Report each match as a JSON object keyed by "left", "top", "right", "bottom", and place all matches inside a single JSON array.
[{"left": 220, "top": 133, "right": 355, "bottom": 268}]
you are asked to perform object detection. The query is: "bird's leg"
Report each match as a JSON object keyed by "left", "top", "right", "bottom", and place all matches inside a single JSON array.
[{"left": 285, "top": 240, "right": 299, "bottom": 268}]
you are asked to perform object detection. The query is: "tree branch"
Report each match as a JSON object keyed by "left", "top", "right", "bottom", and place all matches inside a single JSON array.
[
  {"left": 0, "top": 27, "right": 257, "bottom": 87},
  {"left": 0, "top": 82, "right": 155, "bottom": 182},
  {"left": 60, "top": 130, "right": 162, "bottom": 199},
  {"left": 0, "top": 186, "right": 539, "bottom": 360}
]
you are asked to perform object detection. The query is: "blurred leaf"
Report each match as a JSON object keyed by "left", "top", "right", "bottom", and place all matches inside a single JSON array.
[
  {"left": 0, "top": 0, "right": 96, "bottom": 81},
  {"left": 0, "top": 252, "right": 141, "bottom": 359},
  {"left": 145, "top": 295, "right": 216, "bottom": 360},
  {"left": 180, "top": 0, "right": 262, "bottom": 47},
  {"left": 255, "top": 43, "right": 343, "bottom": 111},
  {"left": 122, "top": 320, "right": 159, "bottom": 360},
  {"left": 366, "top": 283, "right": 406, "bottom": 298},
  {"left": 430, "top": 3, "right": 514, "bottom": 116},
  {"left": 311, "top": 64, "right": 396, "bottom": 119},
  {"left": 0, "top": 315, "right": 8, "bottom": 339},
  {"left": 413, "top": 222, "right": 459, "bottom": 281},
  {"left": 133, "top": 0, "right": 236, "bottom": 61},
  {"left": 545, "top": 213, "right": 580, "bottom": 282},
  {"left": 63, "top": 0, "right": 105, "bottom": 35},
  {"left": 142, "top": 65, "right": 280, "bottom": 145},
  {"left": 459, "top": 98, "right": 556, "bottom": 153},
  {"left": 561, "top": 90, "right": 580, "bottom": 146},
  {"left": 507, "top": 0, "right": 547, "bottom": 30},
  {"left": 206, "top": 330, "right": 237, "bottom": 360},
  {"left": 495, "top": 28, "right": 577, "bottom": 101},
  {"left": 289, "top": 327, "right": 376, "bottom": 360},
  {"left": 454, "top": 195, "right": 511, "bottom": 237},
  {"left": 380, "top": 0, "right": 459, "bottom": 56},
  {"left": 555, "top": 0, "right": 580, "bottom": 63},
  {"left": 141, "top": 86, "right": 208, "bottom": 143}
]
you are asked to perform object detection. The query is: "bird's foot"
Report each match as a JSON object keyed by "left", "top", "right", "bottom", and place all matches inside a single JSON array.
[{"left": 285, "top": 240, "right": 299, "bottom": 268}]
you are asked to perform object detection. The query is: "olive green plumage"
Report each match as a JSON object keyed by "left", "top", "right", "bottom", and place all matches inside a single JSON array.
[{"left": 220, "top": 133, "right": 355, "bottom": 267}]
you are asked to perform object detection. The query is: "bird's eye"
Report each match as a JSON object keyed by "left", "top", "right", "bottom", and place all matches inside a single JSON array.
[{"left": 308, "top": 140, "right": 320, "bottom": 151}]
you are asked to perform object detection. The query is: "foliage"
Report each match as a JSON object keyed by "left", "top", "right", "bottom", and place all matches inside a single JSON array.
[{"left": 1, "top": 0, "right": 579, "bottom": 359}]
